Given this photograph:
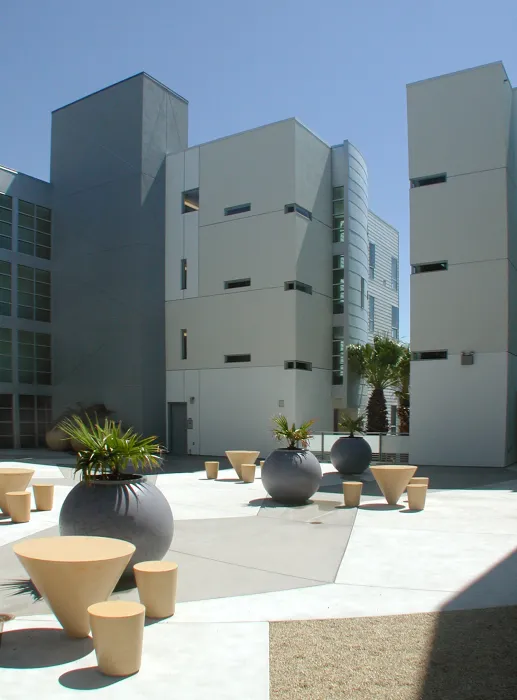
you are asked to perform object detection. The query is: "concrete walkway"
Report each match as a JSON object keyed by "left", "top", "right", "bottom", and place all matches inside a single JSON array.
[{"left": 1, "top": 460, "right": 516, "bottom": 698}]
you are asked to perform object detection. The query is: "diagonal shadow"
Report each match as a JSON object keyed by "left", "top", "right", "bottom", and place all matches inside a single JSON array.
[
  {"left": 59, "top": 666, "right": 126, "bottom": 689},
  {"left": 0, "top": 628, "right": 93, "bottom": 668}
]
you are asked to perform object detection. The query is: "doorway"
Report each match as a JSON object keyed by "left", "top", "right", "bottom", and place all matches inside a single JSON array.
[{"left": 167, "top": 402, "right": 188, "bottom": 455}]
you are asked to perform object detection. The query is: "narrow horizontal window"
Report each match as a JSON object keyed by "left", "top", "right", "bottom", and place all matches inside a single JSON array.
[
  {"left": 284, "top": 280, "right": 312, "bottom": 294},
  {"left": 225, "top": 354, "right": 251, "bottom": 363},
  {"left": 284, "top": 361, "right": 312, "bottom": 371},
  {"left": 225, "top": 278, "right": 251, "bottom": 290},
  {"left": 284, "top": 203, "right": 312, "bottom": 221},
  {"left": 224, "top": 203, "right": 250, "bottom": 216},
  {"left": 410, "top": 173, "right": 447, "bottom": 188},
  {"left": 182, "top": 189, "right": 199, "bottom": 214},
  {"left": 412, "top": 261, "right": 448, "bottom": 274},
  {"left": 412, "top": 350, "right": 448, "bottom": 361}
]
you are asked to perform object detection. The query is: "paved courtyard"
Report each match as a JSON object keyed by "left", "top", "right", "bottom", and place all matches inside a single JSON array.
[{"left": 1, "top": 457, "right": 517, "bottom": 698}]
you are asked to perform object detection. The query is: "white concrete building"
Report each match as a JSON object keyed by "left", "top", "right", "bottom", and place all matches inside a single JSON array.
[
  {"left": 407, "top": 61, "right": 517, "bottom": 468},
  {"left": 165, "top": 120, "right": 399, "bottom": 456}
]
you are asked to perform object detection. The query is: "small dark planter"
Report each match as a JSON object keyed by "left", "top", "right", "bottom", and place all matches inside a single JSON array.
[
  {"left": 330, "top": 436, "right": 372, "bottom": 475},
  {"left": 261, "top": 449, "right": 322, "bottom": 505},
  {"left": 59, "top": 475, "right": 173, "bottom": 575}
]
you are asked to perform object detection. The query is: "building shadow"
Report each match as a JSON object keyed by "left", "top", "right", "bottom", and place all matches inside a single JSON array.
[
  {"left": 0, "top": 628, "right": 93, "bottom": 668},
  {"left": 419, "top": 549, "right": 517, "bottom": 699},
  {"left": 59, "top": 666, "right": 126, "bottom": 689}
]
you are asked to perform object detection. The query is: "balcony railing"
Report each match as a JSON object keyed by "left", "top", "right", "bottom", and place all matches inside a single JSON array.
[{"left": 308, "top": 432, "right": 410, "bottom": 464}]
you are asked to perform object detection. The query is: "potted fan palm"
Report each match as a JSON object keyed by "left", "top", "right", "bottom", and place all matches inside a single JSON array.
[
  {"left": 330, "top": 413, "right": 372, "bottom": 475},
  {"left": 57, "top": 415, "right": 173, "bottom": 574},
  {"left": 261, "top": 415, "right": 322, "bottom": 505}
]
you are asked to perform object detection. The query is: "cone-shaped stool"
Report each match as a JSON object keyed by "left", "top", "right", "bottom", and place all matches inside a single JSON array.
[
  {"left": 13, "top": 536, "right": 135, "bottom": 637},
  {"left": 225, "top": 451, "right": 260, "bottom": 479},
  {"left": 0, "top": 468, "right": 34, "bottom": 514},
  {"left": 370, "top": 466, "right": 417, "bottom": 505},
  {"left": 88, "top": 601, "right": 145, "bottom": 676}
]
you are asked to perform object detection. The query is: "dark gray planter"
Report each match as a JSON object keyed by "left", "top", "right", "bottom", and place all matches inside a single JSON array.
[
  {"left": 330, "top": 436, "right": 372, "bottom": 475},
  {"left": 261, "top": 449, "right": 322, "bottom": 505},
  {"left": 59, "top": 475, "right": 173, "bottom": 575}
]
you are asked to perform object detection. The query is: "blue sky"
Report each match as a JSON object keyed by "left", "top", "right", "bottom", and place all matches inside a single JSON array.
[{"left": 3, "top": 0, "right": 517, "bottom": 341}]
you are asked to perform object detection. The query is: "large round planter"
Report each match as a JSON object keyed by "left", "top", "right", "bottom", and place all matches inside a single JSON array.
[
  {"left": 46, "top": 428, "right": 71, "bottom": 452},
  {"left": 59, "top": 476, "right": 173, "bottom": 575},
  {"left": 261, "top": 449, "right": 322, "bottom": 505},
  {"left": 330, "top": 436, "right": 372, "bottom": 475}
]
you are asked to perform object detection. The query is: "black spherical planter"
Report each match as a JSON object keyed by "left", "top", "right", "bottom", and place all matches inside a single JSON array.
[
  {"left": 330, "top": 436, "right": 372, "bottom": 475},
  {"left": 59, "top": 475, "right": 173, "bottom": 575},
  {"left": 261, "top": 449, "right": 322, "bottom": 505}
]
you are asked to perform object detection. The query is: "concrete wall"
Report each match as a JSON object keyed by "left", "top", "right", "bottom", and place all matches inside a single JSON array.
[
  {"left": 51, "top": 74, "right": 188, "bottom": 441},
  {"left": 165, "top": 119, "right": 333, "bottom": 455},
  {"left": 408, "top": 62, "right": 516, "bottom": 467}
]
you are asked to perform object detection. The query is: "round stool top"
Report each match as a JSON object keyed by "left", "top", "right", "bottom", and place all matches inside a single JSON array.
[
  {"left": 88, "top": 601, "right": 145, "bottom": 618},
  {"left": 133, "top": 560, "right": 178, "bottom": 573},
  {"left": 407, "top": 483, "right": 427, "bottom": 489},
  {"left": 370, "top": 465, "right": 418, "bottom": 471},
  {"left": 343, "top": 481, "right": 363, "bottom": 485},
  {"left": 13, "top": 536, "right": 135, "bottom": 563},
  {"left": 5, "top": 491, "right": 30, "bottom": 497},
  {"left": 0, "top": 467, "right": 35, "bottom": 475},
  {"left": 32, "top": 483, "right": 54, "bottom": 488}
]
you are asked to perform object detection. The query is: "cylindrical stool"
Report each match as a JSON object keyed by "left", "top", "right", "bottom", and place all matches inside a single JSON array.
[
  {"left": 133, "top": 561, "right": 178, "bottom": 619},
  {"left": 343, "top": 481, "right": 363, "bottom": 507},
  {"left": 407, "top": 484, "right": 427, "bottom": 511},
  {"left": 88, "top": 601, "right": 145, "bottom": 676},
  {"left": 205, "top": 461, "right": 219, "bottom": 480},
  {"left": 33, "top": 484, "right": 54, "bottom": 511},
  {"left": 259, "top": 461, "right": 265, "bottom": 468},
  {"left": 6, "top": 491, "right": 31, "bottom": 523},
  {"left": 241, "top": 464, "right": 256, "bottom": 483},
  {"left": 409, "top": 477, "right": 429, "bottom": 487}
]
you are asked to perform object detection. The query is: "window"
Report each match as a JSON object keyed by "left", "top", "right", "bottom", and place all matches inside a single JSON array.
[
  {"left": 332, "top": 326, "right": 344, "bottom": 385},
  {"left": 0, "top": 261, "right": 11, "bottom": 316},
  {"left": 369, "top": 295, "right": 375, "bottom": 332},
  {"left": 333, "top": 254, "right": 345, "bottom": 314},
  {"left": 180, "top": 259, "right": 187, "bottom": 290},
  {"left": 18, "top": 331, "right": 51, "bottom": 385},
  {"left": 412, "top": 350, "right": 448, "bottom": 361},
  {"left": 412, "top": 261, "right": 448, "bottom": 274},
  {"left": 0, "top": 193, "right": 12, "bottom": 251},
  {"left": 225, "top": 354, "right": 251, "bottom": 363},
  {"left": 391, "top": 306, "right": 399, "bottom": 340},
  {"left": 0, "top": 393, "right": 13, "bottom": 448},
  {"left": 369, "top": 242, "right": 375, "bottom": 280},
  {"left": 17, "top": 265, "right": 51, "bottom": 322},
  {"left": 390, "top": 405, "right": 397, "bottom": 432},
  {"left": 224, "top": 203, "right": 250, "bottom": 216},
  {"left": 410, "top": 173, "right": 447, "bottom": 188},
  {"left": 182, "top": 189, "right": 199, "bottom": 214},
  {"left": 180, "top": 330, "right": 187, "bottom": 360},
  {"left": 284, "top": 361, "right": 312, "bottom": 371},
  {"left": 360, "top": 277, "right": 365, "bottom": 309},
  {"left": 17, "top": 199, "right": 51, "bottom": 259},
  {"left": 284, "top": 203, "right": 312, "bottom": 221},
  {"left": 284, "top": 280, "right": 312, "bottom": 294},
  {"left": 19, "top": 393, "right": 52, "bottom": 448},
  {"left": 391, "top": 256, "right": 398, "bottom": 291},
  {"left": 225, "top": 278, "right": 251, "bottom": 290},
  {"left": 332, "top": 187, "right": 345, "bottom": 242},
  {"left": 0, "top": 328, "right": 12, "bottom": 382}
]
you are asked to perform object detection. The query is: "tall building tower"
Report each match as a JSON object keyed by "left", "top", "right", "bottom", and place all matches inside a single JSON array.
[{"left": 407, "top": 62, "right": 517, "bottom": 467}]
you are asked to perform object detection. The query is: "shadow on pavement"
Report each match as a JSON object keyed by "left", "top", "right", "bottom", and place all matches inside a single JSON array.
[
  {"left": 59, "top": 666, "right": 126, "bottom": 689},
  {"left": 0, "top": 627, "right": 92, "bottom": 668}
]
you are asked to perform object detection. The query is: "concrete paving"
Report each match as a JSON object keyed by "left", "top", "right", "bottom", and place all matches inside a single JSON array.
[{"left": 1, "top": 457, "right": 517, "bottom": 698}]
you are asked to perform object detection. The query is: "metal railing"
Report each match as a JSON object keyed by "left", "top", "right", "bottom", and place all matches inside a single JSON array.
[{"left": 308, "top": 432, "right": 410, "bottom": 464}]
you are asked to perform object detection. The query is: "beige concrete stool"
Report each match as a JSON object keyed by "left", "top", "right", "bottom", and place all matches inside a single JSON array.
[
  {"left": 225, "top": 451, "right": 260, "bottom": 479},
  {"left": 6, "top": 491, "right": 31, "bottom": 523},
  {"left": 409, "top": 476, "right": 429, "bottom": 487},
  {"left": 134, "top": 560, "right": 178, "bottom": 618},
  {"left": 205, "top": 461, "right": 219, "bottom": 479},
  {"left": 343, "top": 481, "right": 363, "bottom": 507},
  {"left": 241, "top": 464, "right": 256, "bottom": 483},
  {"left": 0, "top": 467, "right": 34, "bottom": 514},
  {"left": 33, "top": 484, "right": 54, "bottom": 511},
  {"left": 88, "top": 600, "right": 145, "bottom": 676},
  {"left": 259, "top": 460, "right": 265, "bottom": 468},
  {"left": 370, "top": 466, "right": 417, "bottom": 505},
  {"left": 407, "top": 484, "right": 427, "bottom": 511}
]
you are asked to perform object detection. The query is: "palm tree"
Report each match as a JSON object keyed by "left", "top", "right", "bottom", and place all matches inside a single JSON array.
[
  {"left": 347, "top": 336, "right": 404, "bottom": 433},
  {"left": 394, "top": 345, "right": 410, "bottom": 434}
]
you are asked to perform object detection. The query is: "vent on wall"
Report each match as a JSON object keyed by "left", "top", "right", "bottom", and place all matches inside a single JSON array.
[
  {"left": 410, "top": 174, "right": 447, "bottom": 188},
  {"left": 224, "top": 203, "right": 251, "bottom": 216},
  {"left": 284, "top": 361, "right": 312, "bottom": 371},
  {"left": 224, "top": 278, "right": 251, "bottom": 290},
  {"left": 412, "top": 350, "right": 448, "bottom": 361},
  {"left": 412, "top": 261, "right": 448, "bottom": 274},
  {"left": 225, "top": 354, "right": 251, "bottom": 363},
  {"left": 284, "top": 281, "right": 312, "bottom": 294}
]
